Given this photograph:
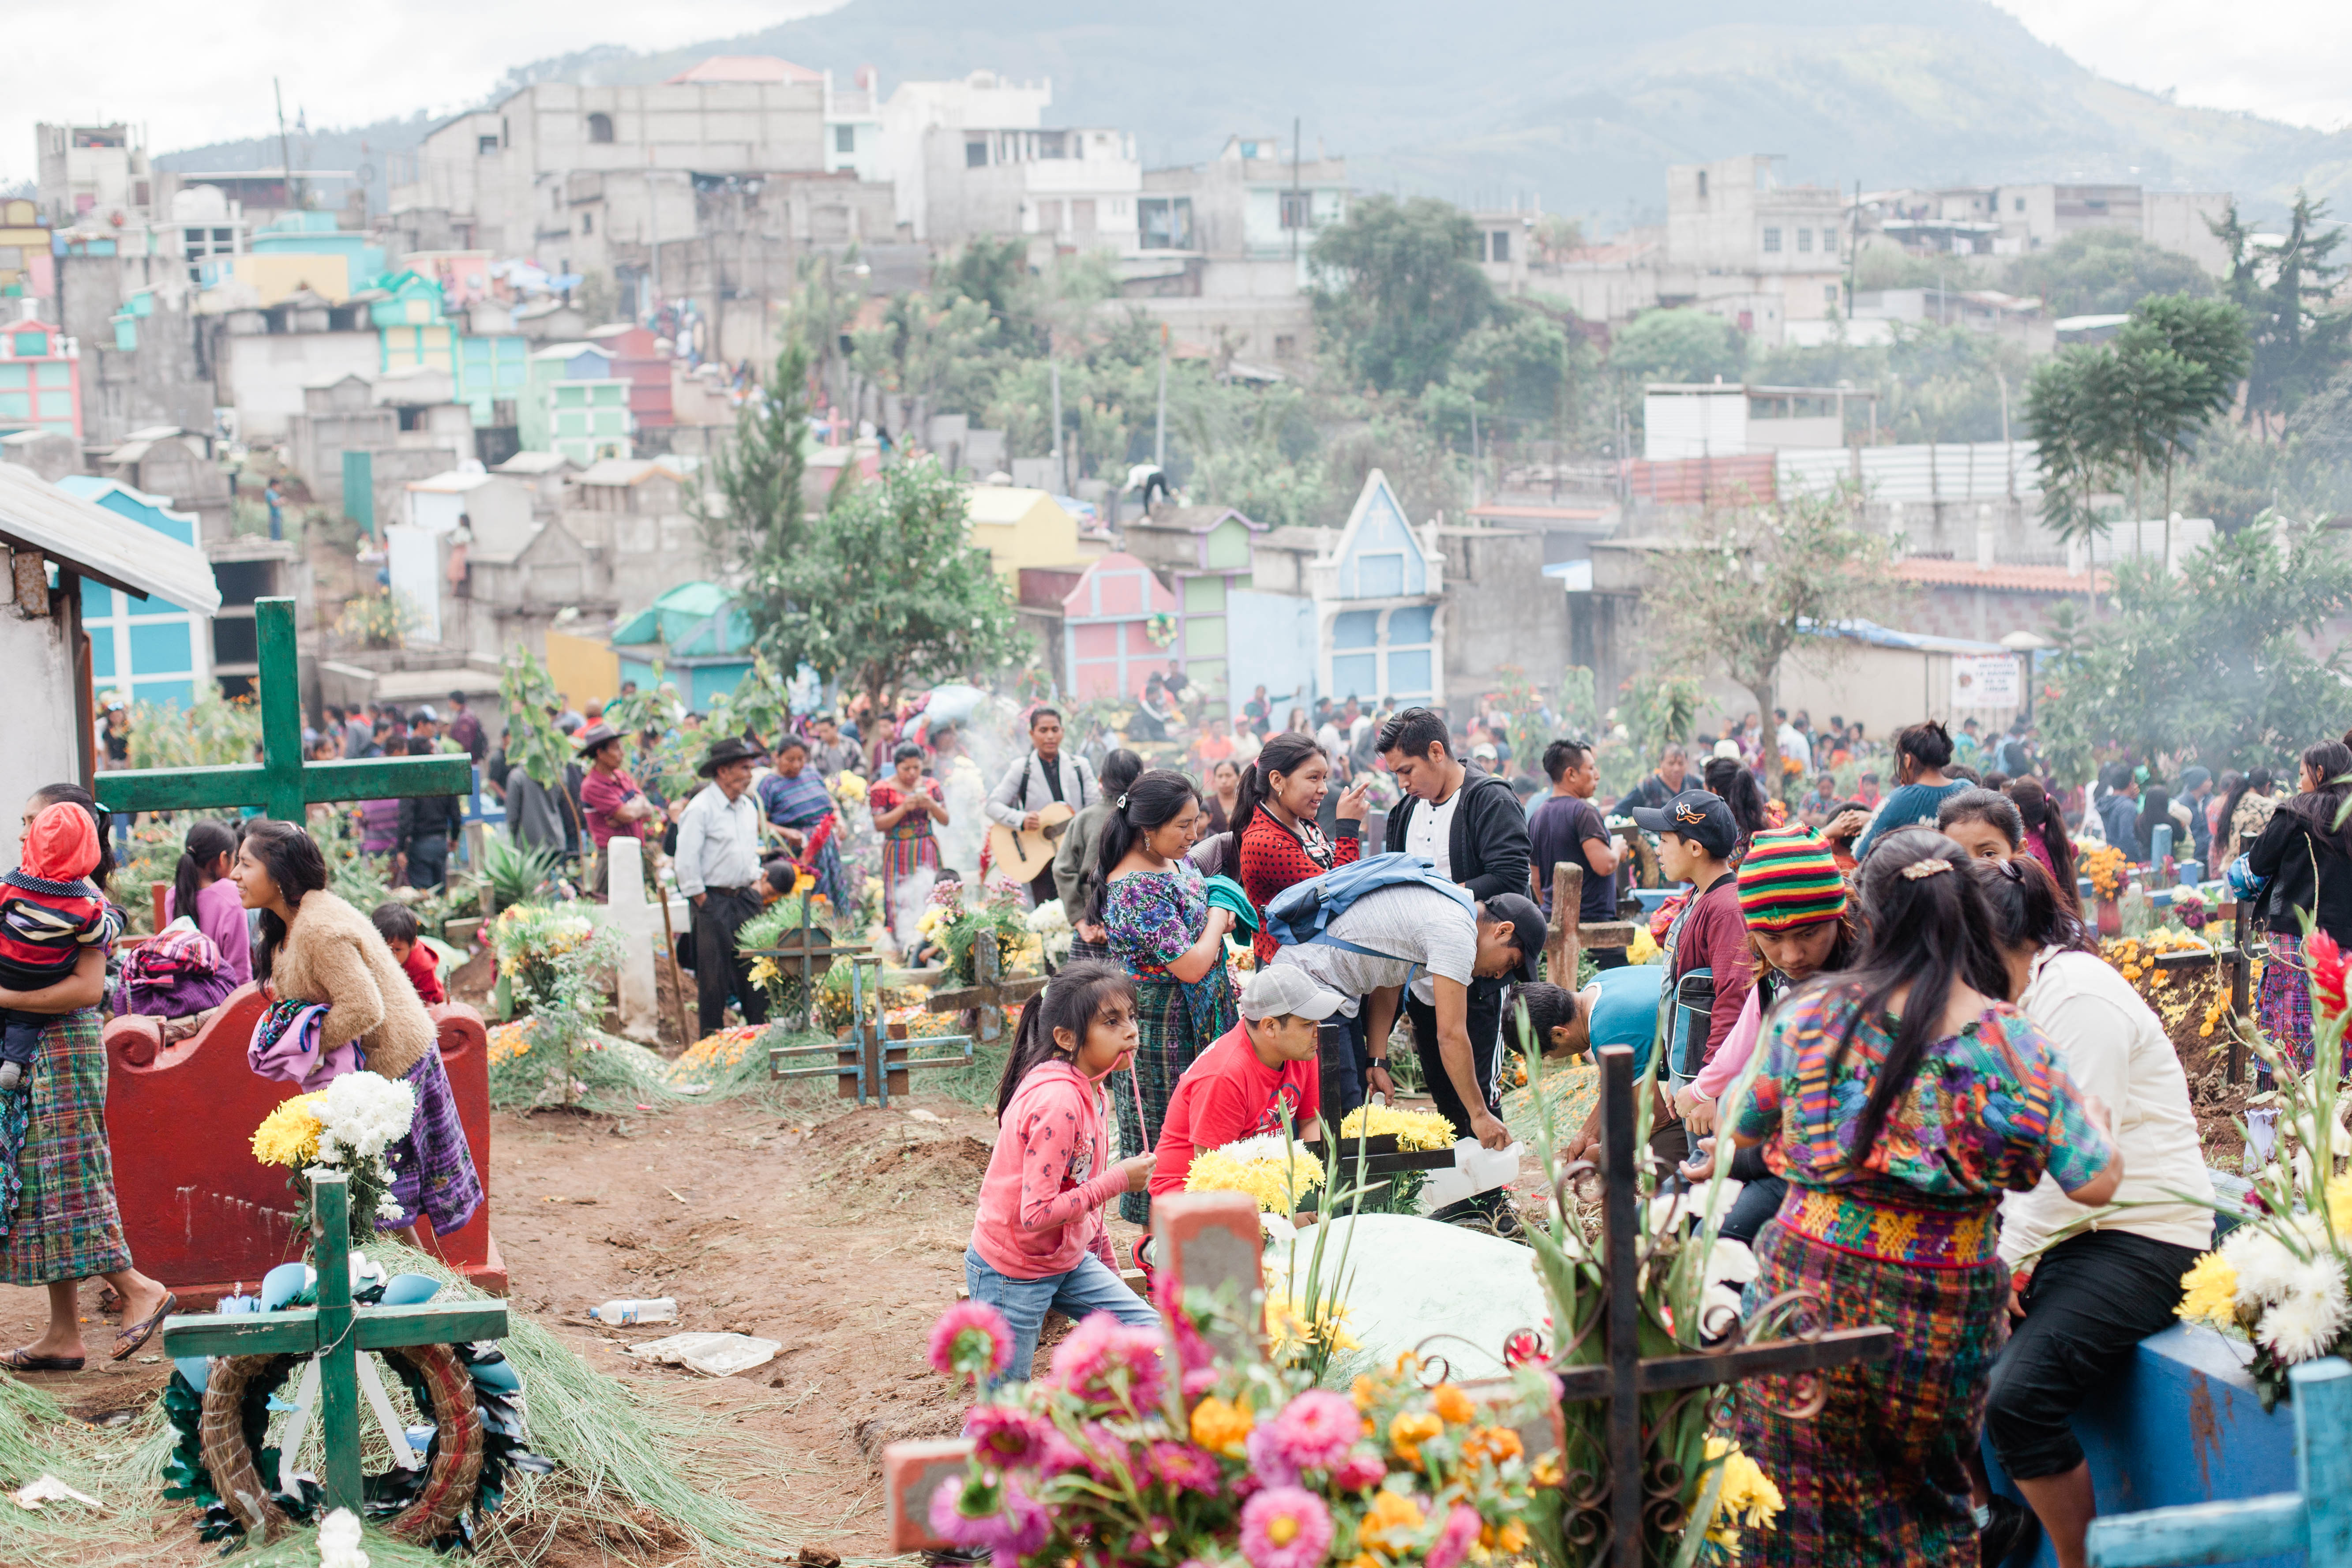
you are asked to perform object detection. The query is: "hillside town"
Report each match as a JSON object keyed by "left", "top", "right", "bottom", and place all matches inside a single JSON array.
[{"left": 1, "top": 15, "right": 2351, "bottom": 1568}]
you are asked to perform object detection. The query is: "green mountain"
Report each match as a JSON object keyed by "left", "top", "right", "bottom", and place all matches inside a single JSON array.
[{"left": 161, "top": 0, "right": 2352, "bottom": 229}]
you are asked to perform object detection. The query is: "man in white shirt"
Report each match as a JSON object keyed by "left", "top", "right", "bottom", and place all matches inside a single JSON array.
[
  {"left": 675, "top": 735, "right": 770, "bottom": 1035},
  {"left": 1774, "top": 708, "right": 1812, "bottom": 774},
  {"left": 983, "top": 706, "right": 1099, "bottom": 905}
]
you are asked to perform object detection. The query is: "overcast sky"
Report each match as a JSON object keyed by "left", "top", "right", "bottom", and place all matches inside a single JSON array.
[{"left": 3, "top": 0, "right": 2346, "bottom": 189}]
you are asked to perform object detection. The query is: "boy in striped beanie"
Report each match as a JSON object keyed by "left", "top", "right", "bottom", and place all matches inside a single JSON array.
[{"left": 1733, "top": 823, "right": 1850, "bottom": 932}]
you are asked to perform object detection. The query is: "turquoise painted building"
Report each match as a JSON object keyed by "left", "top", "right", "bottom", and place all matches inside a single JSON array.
[
  {"left": 57, "top": 476, "right": 211, "bottom": 709},
  {"left": 611, "top": 582, "right": 757, "bottom": 710},
  {"left": 250, "top": 211, "right": 386, "bottom": 290},
  {"left": 1318, "top": 469, "right": 1443, "bottom": 710}
]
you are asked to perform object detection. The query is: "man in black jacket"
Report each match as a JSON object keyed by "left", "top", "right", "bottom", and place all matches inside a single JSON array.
[
  {"left": 1378, "top": 707, "right": 1532, "bottom": 1208},
  {"left": 395, "top": 737, "right": 467, "bottom": 889}
]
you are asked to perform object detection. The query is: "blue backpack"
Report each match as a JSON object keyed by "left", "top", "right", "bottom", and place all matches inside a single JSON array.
[{"left": 1261, "top": 852, "right": 1474, "bottom": 961}]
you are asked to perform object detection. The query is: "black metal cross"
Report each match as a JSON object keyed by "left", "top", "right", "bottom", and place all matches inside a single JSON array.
[{"left": 1564, "top": 1045, "right": 1896, "bottom": 1568}]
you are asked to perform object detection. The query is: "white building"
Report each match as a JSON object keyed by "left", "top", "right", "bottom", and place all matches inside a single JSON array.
[
  {"left": 1858, "top": 183, "right": 2234, "bottom": 275},
  {"left": 877, "top": 71, "right": 1054, "bottom": 240},
  {"left": 824, "top": 67, "right": 887, "bottom": 182}
]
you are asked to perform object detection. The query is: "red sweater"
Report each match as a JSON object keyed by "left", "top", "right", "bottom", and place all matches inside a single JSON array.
[
  {"left": 1236, "top": 812, "right": 1361, "bottom": 963},
  {"left": 399, "top": 941, "right": 446, "bottom": 1006}
]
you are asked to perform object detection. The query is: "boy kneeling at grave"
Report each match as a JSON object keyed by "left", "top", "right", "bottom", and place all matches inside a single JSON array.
[{"left": 1147, "top": 965, "right": 1347, "bottom": 1200}]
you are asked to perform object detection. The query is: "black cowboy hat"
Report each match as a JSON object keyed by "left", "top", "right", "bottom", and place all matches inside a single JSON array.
[
  {"left": 573, "top": 721, "right": 623, "bottom": 757},
  {"left": 698, "top": 735, "right": 767, "bottom": 776}
]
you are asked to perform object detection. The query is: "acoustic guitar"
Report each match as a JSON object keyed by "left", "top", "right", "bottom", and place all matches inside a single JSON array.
[{"left": 987, "top": 801, "right": 1077, "bottom": 885}]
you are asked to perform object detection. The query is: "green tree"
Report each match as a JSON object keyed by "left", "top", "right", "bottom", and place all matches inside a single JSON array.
[
  {"left": 693, "top": 338, "right": 813, "bottom": 634},
  {"left": 2002, "top": 229, "right": 2214, "bottom": 317},
  {"left": 1310, "top": 194, "right": 1496, "bottom": 395},
  {"left": 849, "top": 290, "right": 1001, "bottom": 445},
  {"left": 2025, "top": 347, "right": 2123, "bottom": 576},
  {"left": 2213, "top": 193, "right": 2352, "bottom": 431},
  {"left": 2037, "top": 516, "right": 2352, "bottom": 774},
  {"left": 1175, "top": 380, "right": 1327, "bottom": 529},
  {"left": 1609, "top": 308, "right": 1746, "bottom": 388},
  {"left": 765, "top": 457, "right": 1029, "bottom": 721},
  {"left": 2116, "top": 295, "right": 2251, "bottom": 554},
  {"left": 1642, "top": 487, "right": 1897, "bottom": 784}
]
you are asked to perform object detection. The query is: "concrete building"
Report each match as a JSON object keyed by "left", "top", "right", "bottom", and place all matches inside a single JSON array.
[
  {"left": 1857, "top": 183, "right": 2234, "bottom": 275},
  {"left": 385, "top": 62, "right": 829, "bottom": 258},
  {"left": 1125, "top": 134, "right": 1350, "bottom": 370},
  {"left": 878, "top": 71, "right": 1053, "bottom": 241},
  {"left": 824, "top": 67, "right": 887, "bottom": 182},
  {"left": 963, "top": 484, "right": 1084, "bottom": 580},
  {"left": 1640, "top": 383, "right": 1879, "bottom": 460}
]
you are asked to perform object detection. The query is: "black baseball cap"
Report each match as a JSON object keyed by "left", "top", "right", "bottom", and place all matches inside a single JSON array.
[
  {"left": 1632, "top": 789, "right": 1740, "bottom": 859},
  {"left": 1480, "top": 892, "right": 1546, "bottom": 984}
]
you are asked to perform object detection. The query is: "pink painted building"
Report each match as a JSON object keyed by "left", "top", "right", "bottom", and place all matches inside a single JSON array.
[
  {"left": 1060, "top": 551, "right": 1179, "bottom": 700},
  {"left": 0, "top": 314, "right": 82, "bottom": 442}
]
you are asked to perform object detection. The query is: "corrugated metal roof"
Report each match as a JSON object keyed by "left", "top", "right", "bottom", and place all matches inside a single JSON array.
[
  {"left": 1800, "top": 615, "right": 2007, "bottom": 654},
  {"left": 0, "top": 463, "right": 220, "bottom": 613},
  {"left": 1778, "top": 442, "right": 2041, "bottom": 504}
]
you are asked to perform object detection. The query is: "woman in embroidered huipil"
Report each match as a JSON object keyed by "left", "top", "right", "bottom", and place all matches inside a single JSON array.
[
  {"left": 869, "top": 742, "right": 947, "bottom": 933},
  {"left": 1726, "top": 829, "right": 2121, "bottom": 1567},
  {"left": 1096, "top": 769, "right": 1236, "bottom": 1225}
]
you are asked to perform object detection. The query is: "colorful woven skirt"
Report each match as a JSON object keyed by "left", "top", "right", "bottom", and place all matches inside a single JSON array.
[
  {"left": 880, "top": 828, "right": 942, "bottom": 927},
  {"left": 1114, "top": 976, "right": 1211, "bottom": 1227},
  {"left": 2257, "top": 930, "right": 2318, "bottom": 1074},
  {"left": 0, "top": 1009, "right": 133, "bottom": 1285},
  {"left": 1731, "top": 1194, "right": 2008, "bottom": 1567}
]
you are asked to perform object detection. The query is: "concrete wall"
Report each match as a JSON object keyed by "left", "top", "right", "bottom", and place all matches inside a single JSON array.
[
  {"left": 216, "top": 330, "right": 382, "bottom": 439},
  {"left": 1440, "top": 527, "right": 1568, "bottom": 699}
]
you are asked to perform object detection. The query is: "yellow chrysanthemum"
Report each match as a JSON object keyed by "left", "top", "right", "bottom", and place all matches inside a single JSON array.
[
  {"left": 1267, "top": 1294, "right": 1359, "bottom": 1359},
  {"left": 1338, "top": 1103, "right": 1457, "bottom": 1151},
  {"left": 1705, "top": 1436, "right": 1785, "bottom": 1538},
  {"left": 251, "top": 1093, "right": 325, "bottom": 1167},
  {"left": 2328, "top": 1174, "right": 2352, "bottom": 1239},
  {"left": 746, "top": 957, "right": 780, "bottom": 987},
  {"left": 2177, "top": 1251, "right": 2240, "bottom": 1327},
  {"left": 1189, "top": 1395, "right": 1253, "bottom": 1457},
  {"left": 1183, "top": 1147, "right": 1326, "bottom": 1215}
]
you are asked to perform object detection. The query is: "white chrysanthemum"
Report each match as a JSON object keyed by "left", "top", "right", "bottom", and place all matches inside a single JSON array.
[
  {"left": 1024, "top": 900, "right": 1071, "bottom": 935},
  {"left": 312, "top": 1071, "right": 418, "bottom": 1162},
  {"left": 2222, "top": 1226, "right": 2303, "bottom": 1305},
  {"left": 2261, "top": 1267, "right": 2350, "bottom": 1363},
  {"left": 1704, "top": 1237, "right": 1758, "bottom": 1290},
  {"left": 318, "top": 1506, "right": 371, "bottom": 1568}
]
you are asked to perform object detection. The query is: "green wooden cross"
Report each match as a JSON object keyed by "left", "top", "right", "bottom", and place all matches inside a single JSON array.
[
  {"left": 94, "top": 597, "right": 472, "bottom": 822},
  {"left": 161, "top": 1171, "right": 509, "bottom": 1513}
]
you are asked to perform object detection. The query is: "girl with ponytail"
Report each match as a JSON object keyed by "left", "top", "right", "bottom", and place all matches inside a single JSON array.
[
  {"left": 1723, "top": 827, "right": 2122, "bottom": 1561},
  {"left": 968, "top": 959, "right": 1159, "bottom": 1385},
  {"left": 2005, "top": 777, "right": 2079, "bottom": 914},
  {"left": 1094, "top": 769, "right": 1239, "bottom": 1224},
  {"left": 164, "top": 819, "right": 251, "bottom": 985}
]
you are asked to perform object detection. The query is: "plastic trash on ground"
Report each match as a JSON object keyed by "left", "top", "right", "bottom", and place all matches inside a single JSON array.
[
  {"left": 625, "top": 1331, "right": 782, "bottom": 1377},
  {"left": 589, "top": 1297, "right": 679, "bottom": 1324}
]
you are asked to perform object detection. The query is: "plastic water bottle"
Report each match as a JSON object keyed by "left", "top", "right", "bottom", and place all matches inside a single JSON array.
[{"left": 589, "top": 1298, "right": 677, "bottom": 1324}]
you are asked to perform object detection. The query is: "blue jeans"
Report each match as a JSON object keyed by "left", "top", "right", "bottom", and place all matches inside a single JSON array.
[{"left": 963, "top": 1246, "right": 1160, "bottom": 1386}]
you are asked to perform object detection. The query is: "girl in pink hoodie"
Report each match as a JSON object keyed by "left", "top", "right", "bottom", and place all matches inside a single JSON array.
[{"left": 966, "top": 959, "right": 1162, "bottom": 1383}]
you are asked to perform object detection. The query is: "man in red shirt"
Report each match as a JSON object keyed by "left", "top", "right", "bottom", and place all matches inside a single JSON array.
[
  {"left": 1148, "top": 966, "right": 1345, "bottom": 1197},
  {"left": 575, "top": 722, "right": 654, "bottom": 899}
]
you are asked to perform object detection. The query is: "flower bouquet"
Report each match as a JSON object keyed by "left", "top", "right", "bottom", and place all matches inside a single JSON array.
[
  {"left": 488, "top": 902, "right": 623, "bottom": 1105},
  {"left": 250, "top": 1070, "right": 418, "bottom": 1239},
  {"left": 1026, "top": 898, "right": 1076, "bottom": 966},
  {"left": 922, "top": 1290, "right": 1561, "bottom": 1568},
  {"left": 2172, "top": 928, "right": 2352, "bottom": 1408},
  {"left": 1185, "top": 1134, "right": 1328, "bottom": 1218},
  {"left": 1336, "top": 1103, "right": 1457, "bottom": 1215}
]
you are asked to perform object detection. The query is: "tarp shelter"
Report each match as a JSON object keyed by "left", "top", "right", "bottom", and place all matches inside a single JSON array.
[{"left": 0, "top": 463, "right": 220, "bottom": 860}]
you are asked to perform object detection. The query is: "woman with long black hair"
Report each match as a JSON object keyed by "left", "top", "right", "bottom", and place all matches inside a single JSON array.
[
  {"left": 2244, "top": 740, "right": 2352, "bottom": 1076},
  {"left": 1234, "top": 731, "right": 1375, "bottom": 1114},
  {"left": 162, "top": 818, "right": 250, "bottom": 985},
  {"left": 1095, "top": 769, "right": 1237, "bottom": 1224},
  {"left": 1726, "top": 828, "right": 2119, "bottom": 1565},
  {"left": 2007, "top": 777, "right": 2080, "bottom": 913},
  {"left": 231, "top": 819, "right": 483, "bottom": 1239},
  {"left": 1852, "top": 720, "right": 1967, "bottom": 860},
  {"left": 1702, "top": 754, "right": 1774, "bottom": 859}
]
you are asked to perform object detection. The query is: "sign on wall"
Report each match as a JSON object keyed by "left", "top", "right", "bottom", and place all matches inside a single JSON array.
[{"left": 1951, "top": 652, "right": 2019, "bottom": 709}]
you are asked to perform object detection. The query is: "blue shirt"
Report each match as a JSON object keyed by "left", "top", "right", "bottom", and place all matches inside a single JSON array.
[
  {"left": 1853, "top": 780, "right": 1969, "bottom": 861},
  {"left": 1590, "top": 963, "right": 1665, "bottom": 1077}
]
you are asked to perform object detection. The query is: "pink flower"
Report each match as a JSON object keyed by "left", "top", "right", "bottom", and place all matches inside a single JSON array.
[
  {"left": 1504, "top": 1328, "right": 1548, "bottom": 1367},
  {"left": 1263, "top": 1389, "right": 1358, "bottom": 1473},
  {"left": 1035, "top": 1426, "right": 1090, "bottom": 1477},
  {"left": 1238, "top": 1485, "right": 1335, "bottom": 1568},
  {"left": 927, "top": 1472, "right": 1052, "bottom": 1558},
  {"left": 1245, "top": 1423, "right": 1301, "bottom": 1488},
  {"left": 928, "top": 1302, "right": 1013, "bottom": 1383},
  {"left": 1426, "top": 1503, "right": 1482, "bottom": 1568},
  {"left": 1182, "top": 1366, "right": 1222, "bottom": 1401},
  {"left": 1149, "top": 1440, "right": 1224, "bottom": 1494},
  {"left": 1330, "top": 1449, "right": 1387, "bottom": 1492},
  {"left": 1048, "top": 1312, "right": 1167, "bottom": 1409},
  {"left": 963, "top": 1404, "right": 1045, "bottom": 1469}
]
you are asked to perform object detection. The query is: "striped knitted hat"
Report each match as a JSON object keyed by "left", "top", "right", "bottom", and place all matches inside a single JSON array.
[{"left": 1736, "top": 825, "right": 1849, "bottom": 931}]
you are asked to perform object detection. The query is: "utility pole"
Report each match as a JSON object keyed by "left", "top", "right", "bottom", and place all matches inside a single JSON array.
[
  {"left": 1290, "top": 116, "right": 1302, "bottom": 265},
  {"left": 1155, "top": 322, "right": 1168, "bottom": 469},
  {"left": 274, "top": 79, "right": 303, "bottom": 210}
]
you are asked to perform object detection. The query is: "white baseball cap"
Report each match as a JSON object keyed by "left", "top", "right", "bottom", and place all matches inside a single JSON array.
[{"left": 1240, "top": 964, "right": 1347, "bottom": 1022}]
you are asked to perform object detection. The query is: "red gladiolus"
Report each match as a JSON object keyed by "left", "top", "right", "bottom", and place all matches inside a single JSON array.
[{"left": 2311, "top": 930, "right": 2350, "bottom": 1019}]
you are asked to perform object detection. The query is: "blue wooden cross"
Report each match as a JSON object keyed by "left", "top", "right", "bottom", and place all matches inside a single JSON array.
[{"left": 2088, "top": 1356, "right": 2352, "bottom": 1566}]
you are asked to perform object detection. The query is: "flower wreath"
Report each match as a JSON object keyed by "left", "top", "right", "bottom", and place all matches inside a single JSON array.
[
  {"left": 161, "top": 1272, "right": 551, "bottom": 1548},
  {"left": 1144, "top": 611, "right": 1179, "bottom": 649}
]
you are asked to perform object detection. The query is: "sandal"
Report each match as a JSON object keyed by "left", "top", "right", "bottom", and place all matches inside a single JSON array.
[
  {"left": 110, "top": 1291, "right": 177, "bottom": 1361},
  {"left": 0, "top": 1348, "right": 85, "bottom": 1373}
]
